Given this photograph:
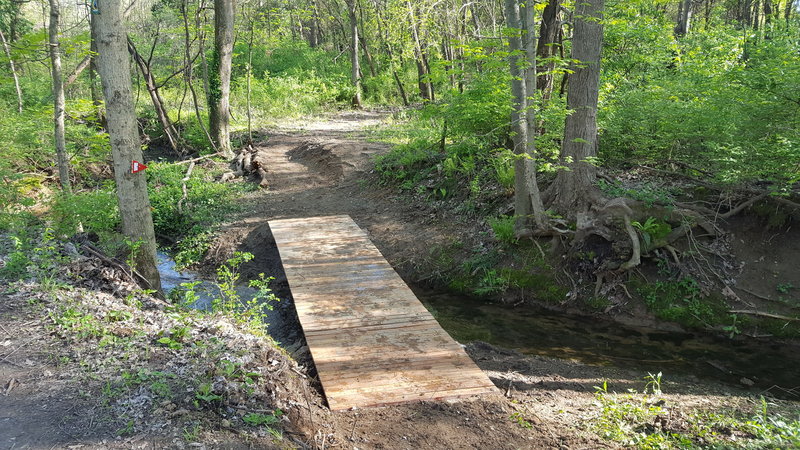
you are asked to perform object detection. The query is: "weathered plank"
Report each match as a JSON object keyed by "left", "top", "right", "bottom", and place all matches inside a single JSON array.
[{"left": 269, "top": 215, "right": 497, "bottom": 410}]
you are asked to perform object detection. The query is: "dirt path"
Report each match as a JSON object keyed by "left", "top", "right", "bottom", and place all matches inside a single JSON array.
[{"left": 206, "top": 110, "right": 452, "bottom": 303}]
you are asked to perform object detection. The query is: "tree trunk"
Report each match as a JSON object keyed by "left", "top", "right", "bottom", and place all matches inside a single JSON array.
[
  {"left": 675, "top": 0, "right": 693, "bottom": 36},
  {"left": 522, "top": 2, "right": 547, "bottom": 229},
  {"left": 181, "top": 0, "right": 216, "bottom": 151},
  {"left": 48, "top": 0, "right": 71, "bottom": 194},
  {"left": 346, "top": 0, "right": 363, "bottom": 108},
  {"left": 127, "top": 37, "right": 181, "bottom": 154},
  {"left": 408, "top": 1, "right": 433, "bottom": 101},
  {"left": 92, "top": 0, "right": 162, "bottom": 293},
  {"left": 309, "top": 0, "right": 320, "bottom": 47},
  {"left": 210, "top": 0, "right": 235, "bottom": 158},
  {"left": 550, "top": 0, "right": 604, "bottom": 217},
  {"left": 0, "top": 29, "right": 23, "bottom": 113},
  {"left": 504, "top": 0, "right": 532, "bottom": 231},
  {"left": 536, "top": 0, "right": 562, "bottom": 132}
]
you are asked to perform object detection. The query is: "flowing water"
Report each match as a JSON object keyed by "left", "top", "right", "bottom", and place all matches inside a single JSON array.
[{"left": 157, "top": 252, "right": 799, "bottom": 396}]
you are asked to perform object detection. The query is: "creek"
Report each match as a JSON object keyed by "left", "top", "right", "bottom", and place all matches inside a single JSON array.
[{"left": 158, "top": 252, "right": 799, "bottom": 397}]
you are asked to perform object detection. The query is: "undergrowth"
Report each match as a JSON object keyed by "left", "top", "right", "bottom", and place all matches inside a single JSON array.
[{"left": 593, "top": 373, "right": 800, "bottom": 448}]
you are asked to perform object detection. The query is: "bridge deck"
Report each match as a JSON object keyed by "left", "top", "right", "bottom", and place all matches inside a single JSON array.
[{"left": 269, "top": 215, "right": 496, "bottom": 410}]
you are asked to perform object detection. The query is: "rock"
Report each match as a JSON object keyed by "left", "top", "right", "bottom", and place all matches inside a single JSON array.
[{"left": 739, "top": 377, "right": 755, "bottom": 387}]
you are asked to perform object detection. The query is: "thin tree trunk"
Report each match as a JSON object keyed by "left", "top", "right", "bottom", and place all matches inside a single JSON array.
[
  {"left": 48, "top": 0, "right": 71, "bottom": 194},
  {"left": 181, "top": 0, "right": 216, "bottom": 151},
  {"left": 127, "top": 37, "right": 181, "bottom": 154},
  {"left": 504, "top": 0, "right": 532, "bottom": 231},
  {"left": 210, "top": 0, "right": 234, "bottom": 158},
  {"left": 0, "top": 29, "right": 22, "bottom": 113},
  {"left": 675, "top": 0, "right": 693, "bottom": 36},
  {"left": 246, "top": 7, "right": 254, "bottom": 144},
  {"left": 550, "top": 0, "right": 604, "bottom": 216},
  {"left": 408, "top": 2, "right": 433, "bottom": 101},
  {"left": 346, "top": 0, "right": 363, "bottom": 108},
  {"left": 309, "top": 0, "right": 320, "bottom": 47},
  {"left": 522, "top": 2, "right": 547, "bottom": 229},
  {"left": 92, "top": 0, "right": 162, "bottom": 293}
]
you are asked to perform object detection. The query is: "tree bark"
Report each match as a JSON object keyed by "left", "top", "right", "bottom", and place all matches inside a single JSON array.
[
  {"left": 550, "top": 0, "right": 604, "bottom": 217},
  {"left": 210, "top": 0, "right": 235, "bottom": 158},
  {"left": 0, "top": 28, "right": 22, "bottom": 113},
  {"left": 675, "top": 0, "right": 693, "bottom": 36},
  {"left": 48, "top": 0, "right": 71, "bottom": 194},
  {"left": 504, "top": 0, "right": 532, "bottom": 230},
  {"left": 522, "top": 2, "right": 547, "bottom": 229},
  {"left": 346, "top": 0, "right": 363, "bottom": 108},
  {"left": 536, "top": 0, "right": 562, "bottom": 133},
  {"left": 408, "top": 1, "right": 433, "bottom": 101},
  {"left": 92, "top": 0, "right": 162, "bottom": 293}
]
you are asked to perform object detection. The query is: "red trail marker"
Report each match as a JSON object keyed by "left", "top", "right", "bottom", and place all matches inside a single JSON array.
[{"left": 131, "top": 160, "right": 148, "bottom": 174}]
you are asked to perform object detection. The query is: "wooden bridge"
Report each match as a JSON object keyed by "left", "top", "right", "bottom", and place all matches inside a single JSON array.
[{"left": 268, "top": 215, "right": 497, "bottom": 410}]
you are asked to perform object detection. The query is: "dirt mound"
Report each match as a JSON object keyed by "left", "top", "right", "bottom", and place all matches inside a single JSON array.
[{"left": 287, "top": 141, "right": 346, "bottom": 182}]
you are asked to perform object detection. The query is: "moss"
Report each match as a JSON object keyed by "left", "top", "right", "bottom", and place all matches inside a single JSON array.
[{"left": 498, "top": 268, "right": 567, "bottom": 304}]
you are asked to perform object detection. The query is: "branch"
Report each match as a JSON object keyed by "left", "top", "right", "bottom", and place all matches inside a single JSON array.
[
  {"left": 729, "top": 310, "right": 800, "bottom": 322},
  {"left": 64, "top": 54, "right": 91, "bottom": 87}
]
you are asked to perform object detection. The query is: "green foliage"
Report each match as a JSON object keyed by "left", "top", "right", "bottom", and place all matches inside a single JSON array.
[
  {"left": 631, "top": 217, "right": 672, "bottom": 249},
  {"left": 488, "top": 215, "right": 518, "bottom": 246},
  {"left": 51, "top": 188, "right": 119, "bottom": 237},
  {"left": 211, "top": 252, "right": 280, "bottom": 336},
  {"left": 243, "top": 409, "right": 282, "bottom": 427},
  {"left": 594, "top": 376, "right": 800, "bottom": 448},
  {"left": 597, "top": 179, "right": 675, "bottom": 208},
  {"left": 147, "top": 162, "right": 247, "bottom": 268},
  {"left": 600, "top": 18, "right": 800, "bottom": 186},
  {"left": 637, "top": 277, "right": 728, "bottom": 328}
]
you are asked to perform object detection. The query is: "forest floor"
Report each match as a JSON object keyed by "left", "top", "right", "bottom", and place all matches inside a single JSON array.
[{"left": 1, "top": 110, "right": 798, "bottom": 449}]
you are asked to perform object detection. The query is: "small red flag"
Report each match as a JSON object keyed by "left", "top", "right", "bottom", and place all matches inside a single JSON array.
[{"left": 131, "top": 160, "right": 148, "bottom": 174}]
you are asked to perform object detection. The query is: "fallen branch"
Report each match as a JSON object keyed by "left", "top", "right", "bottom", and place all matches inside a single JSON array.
[
  {"left": 729, "top": 310, "right": 800, "bottom": 322},
  {"left": 177, "top": 161, "right": 195, "bottom": 214},
  {"left": 174, "top": 152, "right": 222, "bottom": 165},
  {"left": 719, "top": 193, "right": 769, "bottom": 219}
]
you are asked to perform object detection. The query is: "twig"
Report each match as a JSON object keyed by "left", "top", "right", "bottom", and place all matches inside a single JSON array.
[
  {"left": 729, "top": 310, "right": 800, "bottom": 322},
  {"left": 177, "top": 161, "right": 195, "bottom": 214},
  {"left": 0, "top": 337, "right": 37, "bottom": 363},
  {"left": 174, "top": 152, "right": 222, "bottom": 165}
]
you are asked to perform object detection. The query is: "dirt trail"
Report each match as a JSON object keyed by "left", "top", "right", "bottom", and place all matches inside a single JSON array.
[{"left": 206, "top": 110, "right": 449, "bottom": 293}]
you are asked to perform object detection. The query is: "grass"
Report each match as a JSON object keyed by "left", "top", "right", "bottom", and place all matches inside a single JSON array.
[{"left": 592, "top": 374, "right": 800, "bottom": 448}]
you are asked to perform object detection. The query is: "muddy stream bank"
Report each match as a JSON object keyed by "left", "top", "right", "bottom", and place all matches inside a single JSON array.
[{"left": 158, "top": 250, "right": 799, "bottom": 399}]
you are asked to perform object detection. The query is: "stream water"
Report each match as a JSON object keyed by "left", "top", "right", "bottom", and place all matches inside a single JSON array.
[{"left": 157, "top": 252, "right": 799, "bottom": 396}]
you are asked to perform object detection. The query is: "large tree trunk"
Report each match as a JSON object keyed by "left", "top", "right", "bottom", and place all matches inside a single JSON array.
[
  {"left": 675, "top": 0, "right": 693, "bottom": 36},
  {"left": 346, "top": 0, "right": 363, "bottom": 107},
  {"left": 504, "top": 0, "right": 532, "bottom": 231},
  {"left": 92, "top": 0, "right": 162, "bottom": 293},
  {"left": 0, "top": 29, "right": 23, "bottom": 113},
  {"left": 210, "top": 0, "right": 235, "bottom": 158},
  {"left": 550, "top": 0, "right": 604, "bottom": 217},
  {"left": 48, "top": 0, "right": 71, "bottom": 194}
]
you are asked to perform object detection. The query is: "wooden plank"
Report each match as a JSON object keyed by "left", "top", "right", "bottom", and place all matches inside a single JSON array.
[{"left": 269, "top": 215, "right": 497, "bottom": 410}]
